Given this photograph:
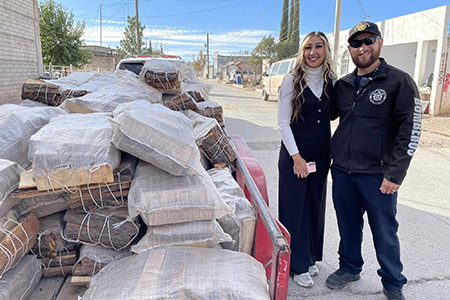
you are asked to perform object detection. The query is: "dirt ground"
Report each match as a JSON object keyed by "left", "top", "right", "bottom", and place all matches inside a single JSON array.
[{"left": 422, "top": 114, "right": 450, "bottom": 137}]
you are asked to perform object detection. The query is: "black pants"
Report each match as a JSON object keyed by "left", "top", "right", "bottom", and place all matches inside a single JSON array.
[
  {"left": 278, "top": 145, "right": 329, "bottom": 274},
  {"left": 331, "top": 167, "right": 407, "bottom": 291}
]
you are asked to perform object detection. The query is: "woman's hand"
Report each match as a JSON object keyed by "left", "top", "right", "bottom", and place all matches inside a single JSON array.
[{"left": 292, "top": 153, "right": 308, "bottom": 178}]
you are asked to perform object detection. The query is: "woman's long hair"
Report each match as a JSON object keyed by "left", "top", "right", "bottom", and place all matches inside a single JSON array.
[{"left": 290, "top": 31, "right": 336, "bottom": 122}]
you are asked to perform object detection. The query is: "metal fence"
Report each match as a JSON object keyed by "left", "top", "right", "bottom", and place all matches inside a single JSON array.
[{"left": 43, "top": 64, "right": 114, "bottom": 78}]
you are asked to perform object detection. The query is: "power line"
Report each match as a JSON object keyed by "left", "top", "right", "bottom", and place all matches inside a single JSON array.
[
  {"left": 142, "top": 0, "right": 257, "bottom": 19},
  {"left": 358, "top": 0, "right": 369, "bottom": 21}
]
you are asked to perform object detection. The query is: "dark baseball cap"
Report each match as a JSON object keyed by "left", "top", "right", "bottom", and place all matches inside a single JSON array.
[{"left": 348, "top": 21, "right": 381, "bottom": 42}]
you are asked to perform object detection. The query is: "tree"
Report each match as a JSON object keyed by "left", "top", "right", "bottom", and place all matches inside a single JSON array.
[
  {"left": 250, "top": 35, "right": 278, "bottom": 65},
  {"left": 118, "top": 16, "right": 164, "bottom": 56},
  {"left": 191, "top": 49, "right": 207, "bottom": 74},
  {"left": 279, "top": 0, "right": 289, "bottom": 42},
  {"left": 39, "top": 0, "right": 92, "bottom": 67}
]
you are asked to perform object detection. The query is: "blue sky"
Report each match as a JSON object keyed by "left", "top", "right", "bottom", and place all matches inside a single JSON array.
[{"left": 47, "top": 0, "right": 449, "bottom": 61}]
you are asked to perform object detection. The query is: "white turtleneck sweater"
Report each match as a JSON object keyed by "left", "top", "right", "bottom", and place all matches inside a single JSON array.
[{"left": 277, "top": 66, "right": 324, "bottom": 156}]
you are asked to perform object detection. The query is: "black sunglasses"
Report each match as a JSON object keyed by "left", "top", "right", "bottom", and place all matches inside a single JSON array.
[{"left": 349, "top": 36, "right": 380, "bottom": 48}]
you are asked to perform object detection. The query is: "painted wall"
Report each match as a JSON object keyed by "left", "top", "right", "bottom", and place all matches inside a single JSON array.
[{"left": 0, "top": 0, "right": 42, "bottom": 105}]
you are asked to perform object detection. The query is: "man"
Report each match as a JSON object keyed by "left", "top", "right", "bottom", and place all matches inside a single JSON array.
[{"left": 326, "top": 21, "right": 422, "bottom": 300}]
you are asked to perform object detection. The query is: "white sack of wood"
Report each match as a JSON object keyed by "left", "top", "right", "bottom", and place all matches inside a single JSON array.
[
  {"left": 128, "top": 161, "right": 232, "bottom": 226},
  {"left": 111, "top": 100, "right": 203, "bottom": 176},
  {"left": 0, "top": 104, "right": 67, "bottom": 168},
  {"left": 182, "top": 111, "right": 236, "bottom": 170},
  {"left": 197, "top": 99, "right": 224, "bottom": 127},
  {"left": 73, "top": 244, "right": 131, "bottom": 276},
  {"left": 139, "top": 59, "right": 194, "bottom": 93},
  {"left": 63, "top": 73, "right": 163, "bottom": 114},
  {"left": 29, "top": 113, "right": 120, "bottom": 190},
  {"left": 132, "top": 220, "right": 232, "bottom": 253},
  {"left": 82, "top": 246, "right": 270, "bottom": 300},
  {"left": 44, "top": 71, "right": 118, "bottom": 92},
  {"left": 184, "top": 80, "right": 213, "bottom": 102},
  {"left": 208, "top": 168, "right": 256, "bottom": 254},
  {"left": 12, "top": 190, "right": 69, "bottom": 219},
  {"left": 0, "top": 159, "right": 25, "bottom": 218},
  {"left": 162, "top": 93, "right": 199, "bottom": 112},
  {"left": 0, "top": 255, "right": 41, "bottom": 300}
]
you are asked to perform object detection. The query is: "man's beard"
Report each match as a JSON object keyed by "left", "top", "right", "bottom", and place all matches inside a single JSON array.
[{"left": 352, "top": 48, "right": 380, "bottom": 69}]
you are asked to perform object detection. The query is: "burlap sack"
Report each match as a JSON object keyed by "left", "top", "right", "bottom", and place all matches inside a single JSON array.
[
  {"left": 128, "top": 161, "right": 232, "bottom": 226},
  {"left": 111, "top": 101, "right": 203, "bottom": 176},
  {"left": 131, "top": 220, "right": 232, "bottom": 253},
  {"left": 0, "top": 159, "right": 25, "bottom": 218},
  {"left": 82, "top": 246, "right": 270, "bottom": 300},
  {"left": 0, "top": 255, "right": 41, "bottom": 300}
]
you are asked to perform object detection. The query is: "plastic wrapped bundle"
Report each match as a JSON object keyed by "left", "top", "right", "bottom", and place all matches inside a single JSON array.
[
  {"left": 0, "top": 104, "right": 67, "bottom": 168},
  {"left": 197, "top": 100, "right": 224, "bottom": 127},
  {"left": 208, "top": 168, "right": 256, "bottom": 254},
  {"left": 131, "top": 220, "right": 232, "bottom": 253},
  {"left": 139, "top": 59, "right": 194, "bottom": 94},
  {"left": 82, "top": 246, "right": 270, "bottom": 300},
  {"left": 64, "top": 73, "right": 163, "bottom": 114},
  {"left": 128, "top": 161, "right": 232, "bottom": 226},
  {"left": 183, "top": 111, "right": 236, "bottom": 171},
  {"left": 162, "top": 93, "right": 198, "bottom": 112},
  {"left": 111, "top": 101, "right": 203, "bottom": 176},
  {"left": 0, "top": 255, "right": 41, "bottom": 300},
  {"left": 0, "top": 159, "right": 25, "bottom": 218},
  {"left": 73, "top": 244, "right": 131, "bottom": 276},
  {"left": 184, "top": 80, "right": 213, "bottom": 102},
  {"left": 29, "top": 113, "right": 121, "bottom": 190}
]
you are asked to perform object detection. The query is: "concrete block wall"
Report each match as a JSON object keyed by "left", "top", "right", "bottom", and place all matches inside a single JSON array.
[
  {"left": 440, "top": 36, "right": 450, "bottom": 114},
  {"left": 0, "top": 0, "right": 42, "bottom": 105}
]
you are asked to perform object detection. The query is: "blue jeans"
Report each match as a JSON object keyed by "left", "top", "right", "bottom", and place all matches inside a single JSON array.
[{"left": 331, "top": 167, "right": 407, "bottom": 291}]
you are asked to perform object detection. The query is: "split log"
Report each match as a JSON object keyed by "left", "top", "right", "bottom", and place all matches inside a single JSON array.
[
  {"left": 63, "top": 208, "right": 139, "bottom": 250},
  {"left": 71, "top": 276, "right": 91, "bottom": 287},
  {"left": 0, "top": 214, "right": 40, "bottom": 276},
  {"left": 0, "top": 211, "right": 18, "bottom": 243},
  {"left": 187, "top": 91, "right": 206, "bottom": 102},
  {"left": 41, "top": 265, "right": 73, "bottom": 277},
  {"left": 40, "top": 252, "right": 77, "bottom": 267},
  {"left": 68, "top": 188, "right": 129, "bottom": 213},
  {"left": 163, "top": 93, "right": 199, "bottom": 112}
]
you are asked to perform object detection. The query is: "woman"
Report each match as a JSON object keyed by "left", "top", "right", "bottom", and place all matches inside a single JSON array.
[{"left": 278, "top": 31, "right": 336, "bottom": 287}]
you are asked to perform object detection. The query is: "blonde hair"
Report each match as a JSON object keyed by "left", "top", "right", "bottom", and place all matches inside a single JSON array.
[{"left": 290, "top": 31, "right": 336, "bottom": 122}]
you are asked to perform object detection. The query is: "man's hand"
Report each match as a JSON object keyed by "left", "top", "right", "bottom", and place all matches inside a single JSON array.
[{"left": 380, "top": 178, "right": 400, "bottom": 194}]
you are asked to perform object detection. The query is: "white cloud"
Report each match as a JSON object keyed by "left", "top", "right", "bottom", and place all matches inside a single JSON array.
[{"left": 82, "top": 24, "right": 276, "bottom": 60}]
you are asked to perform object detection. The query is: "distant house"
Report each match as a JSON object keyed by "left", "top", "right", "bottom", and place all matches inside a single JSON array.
[
  {"left": 329, "top": 5, "right": 450, "bottom": 115},
  {"left": 0, "top": 0, "right": 42, "bottom": 105},
  {"left": 212, "top": 53, "right": 262, "bottom": 80}
]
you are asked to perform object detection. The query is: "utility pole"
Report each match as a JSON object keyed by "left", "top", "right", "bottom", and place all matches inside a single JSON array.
[
  {"left": 135, "top": 0, "right": 141, "bottom": 54},
  {"left": 206, "top": 33, "right": 209, "bottom": 79},
  {"left": 99, "top": 4, "right": 102, "bottom": 47},
  {"left": 333, "top": 0, "right": 342, "bottom": 62}
]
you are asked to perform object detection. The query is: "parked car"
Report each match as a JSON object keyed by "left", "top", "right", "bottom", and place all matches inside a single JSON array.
[
  {"left": 115, "top": 54, "right": 182, "bottom": 75},
  {"left": 261, "top": 57, "right": 296, "bottom": 101},
  {"left": 228, "top": 70, "right": 255, "bottom": 84}
]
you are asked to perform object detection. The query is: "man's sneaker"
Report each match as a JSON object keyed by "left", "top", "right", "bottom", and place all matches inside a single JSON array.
[
  {"left": 293, "top": 272, "right": 314, "bottom": 288},
  {"left": 308, "top": 265, "right": 319, "bottom": 277},
  {"left": 383, "top": 288, "right": 405, "bottom": 300},
  {"left": 326, "top": 269, "right": 361, "bottom": 289}
]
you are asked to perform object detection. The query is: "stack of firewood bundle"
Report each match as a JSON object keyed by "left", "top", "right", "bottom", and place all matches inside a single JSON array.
[
  {"left": 140, "top": 69, "right": 182, "bottom": 93},
  {"left": 197, "top": 100, "right": 225, "bottom": 127},
  {"left": 183, "top": 110, "right": 236, "bottom": 171},
  {"left": 22, "top": 78, "right": 89, "bottom": 106},
  {"left": 33, "top": 213, "right": 78, "bottom": 278},
  {"left": 184, "top": 80, "right": 213, "bottom": 103},
  {"left": 0, "top": 213, "right": 40, "bottom": 277},
  {"left": 162, "top": 93, "right": 199, "bottom": 112}
]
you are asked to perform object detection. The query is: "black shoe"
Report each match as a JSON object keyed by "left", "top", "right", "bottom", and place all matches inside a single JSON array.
[
  {"left": 326, "top": 269, "right": 361, "bottom": 289},
  {"left": 383, "top": 288, "right": 405, "bottom": 300}
]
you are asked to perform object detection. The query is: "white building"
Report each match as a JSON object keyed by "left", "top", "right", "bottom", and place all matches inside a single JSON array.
[{"left": 329, "top": 5, "right": 450, "bottom": 115}]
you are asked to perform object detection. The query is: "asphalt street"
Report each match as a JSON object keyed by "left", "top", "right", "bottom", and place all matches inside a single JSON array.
[{"left": 203, "top": 79, "right": 450, "bottom": 300}]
